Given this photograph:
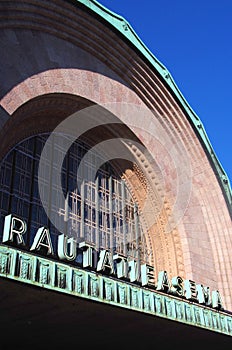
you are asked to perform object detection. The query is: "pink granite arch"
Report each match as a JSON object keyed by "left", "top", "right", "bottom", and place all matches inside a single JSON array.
[{"left": 0, "top": 0, "right": 231, "bottom": 309}]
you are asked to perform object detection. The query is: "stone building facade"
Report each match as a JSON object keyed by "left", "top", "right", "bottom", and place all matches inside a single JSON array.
[{"left": 0, "top": 0, "right": 231, "bottom": 346}]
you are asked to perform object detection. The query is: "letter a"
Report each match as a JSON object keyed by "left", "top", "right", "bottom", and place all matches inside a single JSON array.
[{"left": 30, "top": 227, "right": 54, "bottom": 255}]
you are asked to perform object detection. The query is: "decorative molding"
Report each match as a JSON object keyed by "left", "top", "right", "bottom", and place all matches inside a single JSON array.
[{"left": 0, "top": 244, "right": 231, "bottom": 336}]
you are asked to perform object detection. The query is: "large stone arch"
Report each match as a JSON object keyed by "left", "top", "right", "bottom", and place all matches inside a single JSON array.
[
  {"left": 0, "top": 92, "right": 185, "bottom": 278},
  {"left": 0, "top": 0, "right": 231, "bottom": 309}
]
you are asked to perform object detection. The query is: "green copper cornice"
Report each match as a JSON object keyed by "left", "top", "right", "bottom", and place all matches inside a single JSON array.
[
  {"left": 1, "top": 245, "right": 232, "bottom": 336},
  {"left": 76, "top": 0, "right": 232, "bottom": 216}
]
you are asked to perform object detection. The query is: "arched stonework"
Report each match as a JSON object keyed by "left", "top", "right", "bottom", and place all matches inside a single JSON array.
[
  {"left": 0, "top": 93, "right": 185, "bottom": 279},
  {"left": 1, "top": 0, "right": 231, "bottom": 309}
]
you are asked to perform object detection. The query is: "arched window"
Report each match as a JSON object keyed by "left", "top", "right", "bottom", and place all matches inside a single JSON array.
[{"left": 0, "top": 133, "right": 153, "bottom": 265}]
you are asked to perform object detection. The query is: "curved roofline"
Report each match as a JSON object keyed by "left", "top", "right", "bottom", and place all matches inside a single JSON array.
[{"left": 76, "top": 0, "right": 232, "bottom": 216}]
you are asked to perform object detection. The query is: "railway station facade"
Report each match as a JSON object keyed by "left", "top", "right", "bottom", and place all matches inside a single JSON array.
[{"left": 0, "top": 0, "right": 232, "bottom": 346}]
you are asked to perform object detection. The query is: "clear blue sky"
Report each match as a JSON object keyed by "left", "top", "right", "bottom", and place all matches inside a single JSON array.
[{"left": 98, "top": 0, "right": 232, "bottom": 183}]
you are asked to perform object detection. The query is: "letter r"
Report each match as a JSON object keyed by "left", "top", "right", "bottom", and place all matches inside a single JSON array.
[{"left": 2, "top": 214, "right": 27, "bottom": 245}]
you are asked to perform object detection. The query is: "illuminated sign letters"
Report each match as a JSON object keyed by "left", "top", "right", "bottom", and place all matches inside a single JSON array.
[{"left": 1, "top": 214, "right": 224, "bottom": 310}]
